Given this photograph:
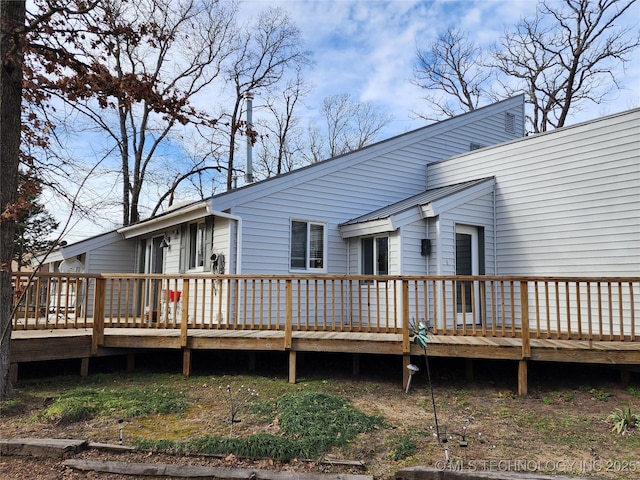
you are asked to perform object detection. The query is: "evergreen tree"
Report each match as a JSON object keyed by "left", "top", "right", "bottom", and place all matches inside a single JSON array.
[{"left": 12, "top": 171, "right": 58, "bottom": 271}]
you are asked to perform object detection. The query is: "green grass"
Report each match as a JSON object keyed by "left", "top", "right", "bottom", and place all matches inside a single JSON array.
[
  {"left": 627, "top": 386, "right": 640, "bottom": 399},
  {"left": 579, "top": 385, "right": 612, "bottom": 402},
  {"left": 135, "top": 390, "right": 385, "bottom": 462},
  {"left": 39, "top": 384, "right": 188, "bottom": 423},
  {"left": 386, "top": 434, "right": 416, "bottom": 461}
]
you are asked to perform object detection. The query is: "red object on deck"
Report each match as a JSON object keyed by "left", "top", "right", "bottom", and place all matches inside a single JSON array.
[{"left": 169, "top": 290, "right": 181, "bottom": 302}]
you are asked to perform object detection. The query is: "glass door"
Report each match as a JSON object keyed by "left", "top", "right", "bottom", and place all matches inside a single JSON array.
[{"left": 455, "top": 225, "right": 479, "bottom": 326}]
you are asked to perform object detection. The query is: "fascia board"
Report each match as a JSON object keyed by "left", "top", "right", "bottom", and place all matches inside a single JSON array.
[
  {"left": 339, "top": 218, "right": 395, "bottom": 239},
  {"left": 118, "top": 203, "right": 209, "bottom": 239}
]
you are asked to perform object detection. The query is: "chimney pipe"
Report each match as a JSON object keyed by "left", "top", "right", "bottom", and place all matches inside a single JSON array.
[{"left": 244, "top": 92, "right": 254, "bottom": 184}]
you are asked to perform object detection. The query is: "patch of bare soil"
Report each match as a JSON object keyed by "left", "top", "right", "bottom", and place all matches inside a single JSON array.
[{"left": 1, "top": 354, "right": 639, "bottom": 479}]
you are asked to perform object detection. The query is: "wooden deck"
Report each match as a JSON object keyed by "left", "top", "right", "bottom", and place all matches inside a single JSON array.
[{"left": 9, "top": 273, "right": 640, "bottom": 394}]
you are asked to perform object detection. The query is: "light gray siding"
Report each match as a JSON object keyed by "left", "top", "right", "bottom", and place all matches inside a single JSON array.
[
  {"left": 213, "top": 97, "right": 525, "bottom": 274},
  {"left": 86, "top": 238, "right": 135, "bottom": 274},
  {"left": 436, "top": 191, "right": 495, "bottom": 276},
  {"left": 425, "top": 109, "right": 640, "bottom": 276}
]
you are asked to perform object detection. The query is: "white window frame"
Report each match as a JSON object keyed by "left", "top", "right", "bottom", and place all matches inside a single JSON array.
[
  {"left": 188, "top": 221, "right": 205, "bottom": 270},
  {"left": 289, "top": 220, "right": 326, "bottom": 272},
  {"left": 360, "top": 235, "right": 389, "bottom": 281},
  {"left": 359, "top": 235, "right": 391, "bottom": 285}
]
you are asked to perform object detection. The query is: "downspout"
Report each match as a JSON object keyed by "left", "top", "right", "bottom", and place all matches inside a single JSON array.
[
  {"left": 206, "top": 208, "right": 243, "bottom": 274},
  {"left": 425, "top": 218, "right": 430, "bottom": 277},
  {"left": 493, "top": 187, "right": 497, "bottom": 275},
  {"left": 346, "top": 238, "right": 350, "bottom": 274}
]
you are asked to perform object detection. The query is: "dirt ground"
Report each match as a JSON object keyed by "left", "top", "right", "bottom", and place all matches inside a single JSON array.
[{"left": 1, "top": 352, "right": 639, "bottom": 479}]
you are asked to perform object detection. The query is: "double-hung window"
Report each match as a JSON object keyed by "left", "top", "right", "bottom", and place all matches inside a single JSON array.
[
  {"left": 188, "top": 221, "right": 205, "bottom": 269},
  {"left": 361, "top": 236, "right": 389, "bottom": 277},
  {"left": 290, "top": 220, "right": 325, "bottom": 271}
]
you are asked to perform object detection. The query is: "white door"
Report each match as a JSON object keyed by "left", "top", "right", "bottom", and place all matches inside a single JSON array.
[
  {"left": 455, "top": 225, "right": 479, "bottom": 326},
  {"left": 144, "top": 236, "right": 165, "bottom": 314}
]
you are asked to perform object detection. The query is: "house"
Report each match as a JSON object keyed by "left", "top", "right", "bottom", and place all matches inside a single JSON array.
[
  {"left": 115, "top": 96, "right": 527, "bottom": 279},
  {"left": 17, "top": 96, "right": 639, "bottom": 392},
  {"left": 38, "top": 97, "right": 639, "bottom": 330}
]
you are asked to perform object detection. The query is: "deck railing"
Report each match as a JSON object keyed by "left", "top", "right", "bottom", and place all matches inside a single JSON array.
[{"left": 11, "top": 273, "right": 639, "bottom": 342}]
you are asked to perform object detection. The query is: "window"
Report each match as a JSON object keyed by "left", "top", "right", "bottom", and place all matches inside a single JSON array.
[
  {"left": 188, "top": 222, "right": 205, "bottom": 269},
  {"left": 290, "top": 220, "right": 325, "bottom": 271},
  {"left": 361, "top": 236, "right": 389, "bottom": 276}
]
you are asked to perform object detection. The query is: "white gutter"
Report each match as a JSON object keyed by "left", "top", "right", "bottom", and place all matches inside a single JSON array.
[{"left": 205, "top": 207, "right": 243, "bottom": 274}]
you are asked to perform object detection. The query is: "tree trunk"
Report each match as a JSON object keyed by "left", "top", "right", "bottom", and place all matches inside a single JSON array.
[{"left": 0, "top": 0, "right": 25, "bottom": 398}]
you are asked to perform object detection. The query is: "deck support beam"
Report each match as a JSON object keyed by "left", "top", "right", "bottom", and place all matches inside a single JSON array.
[
  {"left": 183, "top": 348, "right": 192, "bottom": 377},
  {"left": 620, "top": 369, "right": 631, "bottom": 385},
  {"left": 80, "top": 358, "right": 89, "bottom": 377},
  {"left": 288, "top": 351, "right": 297, "bottom": 384},
  {"left": 126, "top": 353, "right": 135, "bottom": 372},
  {"left": 517, "top": 360, "right": 528, "bottom": 396},
  {"left": 9, "top": 363, "right": 18, "bottom": 385},
  {"left": 465, "top": 359, "right": 474, "bottom": 382}
]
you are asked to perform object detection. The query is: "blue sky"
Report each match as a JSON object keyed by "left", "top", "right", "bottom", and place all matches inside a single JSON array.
[
  {"left": 52, "top": 0, "right": 640, "bottom": 243},
  {"left": 239, "top": 0, "right": 640, "bottom": 135}
]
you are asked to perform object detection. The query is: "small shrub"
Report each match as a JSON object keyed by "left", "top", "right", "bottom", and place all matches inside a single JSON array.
[
  {"left": 627, "top": 386, "right": 640, "bottom": 399},
  {"left": 387, "top": 434, "right": 416, "bottom": 461},
  {"left": 607, "top": 406, "right": 639, "bottom": 434},
  {"left": 579, "top": 385, "right": 611, "bottom": 402}
]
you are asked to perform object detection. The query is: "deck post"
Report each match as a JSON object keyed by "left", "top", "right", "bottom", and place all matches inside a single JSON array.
[
  {"left": 91, "top": 277, "right": 106, "bottom": 355},
  {"left": 126, "top": 353, "right": 135, "bottom": 372},
  {"left": 180, "top": 279, "right": 190, "bottom": 347},
  {"left": 465, "top": 359, "right": 474, "bottom": 382},
  {"left": 288, "top": 350, "right": 297, "bottom": 384},
  {"left": 80, "top": 357, "right": 89, "bottom": 377},
  {"left": 520, "top": 281, "right": 531, "bottom": 359},
  {"left": 402, "top": 280, "right": 411, "bottom": 390},
  {"left": 518, "top": 360, "right": 528, "bottom": 396},
  {"left": 621, "top": 369, "right": 631, "bottom": 385},
  {"left": 518, "top": 281, "right": 531, "bottom": 396},
  {"left": 284, "top": 280, "right": 293, "bottom": 350},
  {"left": 9, "top": 363, "right": 18, "bottom": 385},
  {"left": 183, "top": 348, "right": 192, "bottom": 377}
]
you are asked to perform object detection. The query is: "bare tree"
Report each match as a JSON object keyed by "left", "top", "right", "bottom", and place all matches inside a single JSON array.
[
  {"left": 254, "top": 68, "right": 310, "bottom": 178},
  {"left": 310, "top": 93, "right": 393, "bottom": 160},
  {"left": 493, "top": 0, "right": 640, "bottom": 132},
  {"left": 413, "top": 28, "right": 491, "bottom": 121},
  {"left": 222, "top": 7, "right": 311, "bottom": 190},
  {"left": 31, "top": 0, "right": 238, "bottom": 225}
]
